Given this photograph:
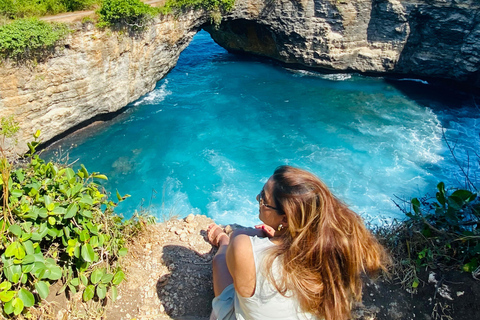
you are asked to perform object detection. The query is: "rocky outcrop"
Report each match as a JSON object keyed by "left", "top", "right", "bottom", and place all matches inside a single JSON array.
[
  {"left": 1, "top": 1, "right": 479, "bottom": 154},
  {"left": 205, "top": 0, "right": 480, "bottom": 86},
  {"left": 0, "top": 11, "right": 207, "bottom": 155},
  {"left": 100, "top": 215, "right": 480, "bottom": 320}
]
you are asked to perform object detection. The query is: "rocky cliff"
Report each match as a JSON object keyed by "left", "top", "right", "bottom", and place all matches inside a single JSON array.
[
  {"left": 1, "top": 1, "right": 479, "bottom": 153},
  {"left": 0, "top": 11, "right": 207, "bottom": 155},
  {"left": 206, "top": 0, "right": 480, "bottom": 86}
]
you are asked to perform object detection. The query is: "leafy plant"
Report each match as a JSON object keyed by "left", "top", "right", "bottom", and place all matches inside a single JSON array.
[
  {"left": 1, "top": 116, "right": 20, "bottom": 236},
  {"left": 160, "top": 0, "right": 234, "bottom": 17},
  {"left": 97, "top": 0, "right": 159, "bottom": 30},
  {"left": 383, "top": 181, "right": 480, "bottom": 290},
  {"left": 0, "top": 18, "right": 69, "bottom": 60},
  {"left": 0, "top": 129, "right": 152, "bottom": 317},
  {"left": 407, "top": 182, "right": 479, "bottom": 271},
  {"left": 0, "top": 0, "right": 100, "bottom": 19},
  {"left": 158, "top": 0, "right": 234, "bottom": 28},
  {"left": 62, "top": 0, "right": 100, "bottom": 12},
  {"left": 378, "top": 130, "right": 480, "bottom": 289}
]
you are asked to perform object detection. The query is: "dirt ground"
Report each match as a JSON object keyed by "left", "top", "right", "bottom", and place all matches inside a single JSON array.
[
  {"left": 75, "top": 215, "right": 479, "bottom": 320},
  {"left": 105, "top": 215, "right": 215, "bottom": 320},
  {"left": 39, "top": 0, "right": 167, "bottom": 23}
]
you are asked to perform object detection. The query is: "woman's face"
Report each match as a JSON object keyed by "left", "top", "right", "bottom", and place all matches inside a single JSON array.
[{"left": 257, "top": 177, "right": 285, "bottom": 229}]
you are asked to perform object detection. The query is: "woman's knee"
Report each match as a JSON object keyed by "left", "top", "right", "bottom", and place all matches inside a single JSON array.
[{"left": 212, "top": 252, "right": 227, "bottom": 270}]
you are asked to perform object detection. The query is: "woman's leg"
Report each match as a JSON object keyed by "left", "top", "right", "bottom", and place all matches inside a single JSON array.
[{"left": 209, "top": 225, "right": 234, "bottom": 296}]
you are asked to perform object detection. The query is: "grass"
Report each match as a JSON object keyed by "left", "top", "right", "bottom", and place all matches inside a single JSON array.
[{"left": 0, "top": 0, "right": 101, "bottom": 20}]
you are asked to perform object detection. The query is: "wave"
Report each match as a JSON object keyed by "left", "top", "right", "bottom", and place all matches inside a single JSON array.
[
  {"left": 202, "top": 149, "right": 259, "bottom": 226},
  {"left": 287, "top": 69, "right": 352, "bottom": 81},
  {"left": 133, "top": 80, "right": 171, "bottom": 106},
  {"left": 397, "top": 78, "right": 429, "bottom": 85},
  {"left": 147, "top": 176, "right": 201, "bottom": 220}
]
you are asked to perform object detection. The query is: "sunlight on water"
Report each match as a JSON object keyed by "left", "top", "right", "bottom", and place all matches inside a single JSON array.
[{"left": 44, "top": 31, "right": 480, "bottom": 226}]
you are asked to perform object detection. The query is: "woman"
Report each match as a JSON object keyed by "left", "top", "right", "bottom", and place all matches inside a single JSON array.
[{"left": 207, "top": 166, "right": 389, "bottom": 320}]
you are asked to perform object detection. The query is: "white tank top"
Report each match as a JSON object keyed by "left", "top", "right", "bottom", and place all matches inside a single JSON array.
[{"left": 233, "top": 236, "right": 317, "bottom": 320}]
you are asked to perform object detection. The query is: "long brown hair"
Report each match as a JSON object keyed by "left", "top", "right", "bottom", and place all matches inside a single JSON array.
[{"left": 265, "top": 166, "right": 389, "bottom": 320}]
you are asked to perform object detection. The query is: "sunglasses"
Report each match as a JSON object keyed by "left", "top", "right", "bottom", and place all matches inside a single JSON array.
[{"left": 256, "top": 191, "right": 279, "bottom": 211}]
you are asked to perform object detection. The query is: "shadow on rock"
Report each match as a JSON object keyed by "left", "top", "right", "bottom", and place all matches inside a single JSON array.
[{"left": 157, "top": 244, "right": 215, "bottom": 320}]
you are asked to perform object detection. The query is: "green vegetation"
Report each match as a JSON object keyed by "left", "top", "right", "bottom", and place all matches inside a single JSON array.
[
  {"left": 0, "top": 0, "right": 235, "bottom": 60},
  {"left": 159, "top": 0, "right": 234, "bottom": 27},
  {"left": 97, "top": 0, "right": 160, "bottom": 30},
  {"left": 380, "top": 149, "right": 480, "bottom": 289},
  {"left": 0, "top": 120, "right": 153, "bottom": 317},
  {"left": 0, "top": 18, "right": 68, "bottom": 60},
  {"left": 409, "top": 183, "right": 479, "bottom": 272},
  {"left": 0, "top": 0, "right": 100, "bottom": 19},
  {"left": 161, "top": 0, "right": 235, "bottom": 13}
]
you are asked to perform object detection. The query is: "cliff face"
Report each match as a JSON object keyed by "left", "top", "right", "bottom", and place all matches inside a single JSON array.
[
  {"left": 1, "top": 1, "right": 479, "bottom": 154},
  {"left": 0, "top": 11, "right": 207, "bottom": 155},
  {"left": 205, "top": 0, "right": 480, "bottom": 86}
]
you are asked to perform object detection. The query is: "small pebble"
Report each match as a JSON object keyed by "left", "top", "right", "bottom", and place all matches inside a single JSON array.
[{"left": 185, "top": 214, "right": 195, "bottom": 223}]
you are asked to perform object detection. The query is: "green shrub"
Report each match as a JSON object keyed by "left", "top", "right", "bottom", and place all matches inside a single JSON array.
[
  {"left": 62, "top": 0, "right": 100, "bottom": 12},
  {"left": 383, "top": 181, "right": 480, "bottom": 290},
  {"left": 0, "top": 0, "right": 64, "bottom": 19},
  {"left": 160, "top": 0, "right": 234, "bottom": 26},
  {"left": 97, "top": 0, "right": 159, "bottom": 30},
  {"left": 0, "top": 18, "right": 69, "bottom": 60},
  {"left": 0, "top": 0, "right": 100, "bottom": 19},
  {"left": 160, "top": 0, "right": 234, "bottom": 14},
  {"left": 0, "top": 131, "right": 153, "bottom": 316},
  {"left": 407, "top": 183, "right": 479, "bottom": 272}
]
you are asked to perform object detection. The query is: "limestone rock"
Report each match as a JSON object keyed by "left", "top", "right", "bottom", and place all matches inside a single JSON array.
[
  {"left": 1, "top": 1, "right": 479, "bottom": 155},
  {"left": 0, "top": 11, "right": 207, "bottom": 155},
  {"left": 205, "top": 0, "right": 480, "bottom": 86}
]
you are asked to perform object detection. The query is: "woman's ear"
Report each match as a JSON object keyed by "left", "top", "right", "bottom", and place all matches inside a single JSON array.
[{"left": 281, "top": 215, "right": 288, "bottom": 225}]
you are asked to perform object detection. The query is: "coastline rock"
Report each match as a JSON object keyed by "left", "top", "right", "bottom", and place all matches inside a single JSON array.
[
  {"left": 205, "top": 0, "right": 480, "bottom": 86},
  {"left": 0, "top": 11, "right": 207, "bottom": 155},
  {"left": 99, "top": 215, "right": 480, "bottom": 320},
  {"left": 1, "top": 1, "right": 479, "bottom": 154}
]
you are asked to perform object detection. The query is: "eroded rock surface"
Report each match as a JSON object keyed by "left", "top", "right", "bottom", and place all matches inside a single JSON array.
[
  {"left": 0, "top": 11, "right": 207, "bottom": 155},
  {"left": 1, "top": 1, "right": 479, "bottom": 154},
  {"left": 206, "top": 0, "right": 480, "bottom": 86}
]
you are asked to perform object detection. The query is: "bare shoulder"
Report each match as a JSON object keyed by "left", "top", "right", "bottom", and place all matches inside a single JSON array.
[
  {"left": 229, "top": 233, "right": 252, "bottom": 252},
  {"left": 226, "top": 234, "right": 256, "bottom": 298},
  {"left": 227, "top": 234, "right": 254, "bottom": 268}
]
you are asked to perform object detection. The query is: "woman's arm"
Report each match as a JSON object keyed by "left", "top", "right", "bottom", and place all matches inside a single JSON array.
[
  {"left": 226, "top": 234, "right": 256, "bottom": 298},
  {"left": 229, "top": 224, "right": 276, "bottom": 240}
]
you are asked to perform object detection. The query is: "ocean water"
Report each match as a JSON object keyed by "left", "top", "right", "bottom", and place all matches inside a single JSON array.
[{"left": 43, "top": 31, "right": 480, "bottom": 226}]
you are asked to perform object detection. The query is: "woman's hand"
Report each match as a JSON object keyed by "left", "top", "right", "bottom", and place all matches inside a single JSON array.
[{"left": 255, "top": 224, "right": 276, "bottom": 238}]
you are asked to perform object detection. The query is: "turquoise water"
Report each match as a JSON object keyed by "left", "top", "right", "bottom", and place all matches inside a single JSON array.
[{"left": 44, "top": 31, "right": 480, "bottom": 226}]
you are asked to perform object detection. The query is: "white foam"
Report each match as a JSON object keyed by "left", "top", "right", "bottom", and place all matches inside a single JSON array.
[
  {"left": 133, "top": 80, "right": 171, "bottom": 106},
  {"left": 148, "top": 176, "right": 200, "bottom": 220},
  {"left": 319, "top": 73, "right": 352, "bottom": 81},
  {"left": 351, "top": 103, "right": 444, "bottom": 165},
  {"left": 202, "top": 149, "right": 260, "bottom": 226},
  {"left": 397, "top": 78, "right": 429, "bottom": 85},
  {"left": 287, "top": 69, "right": 352, "bottom": 81}
]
